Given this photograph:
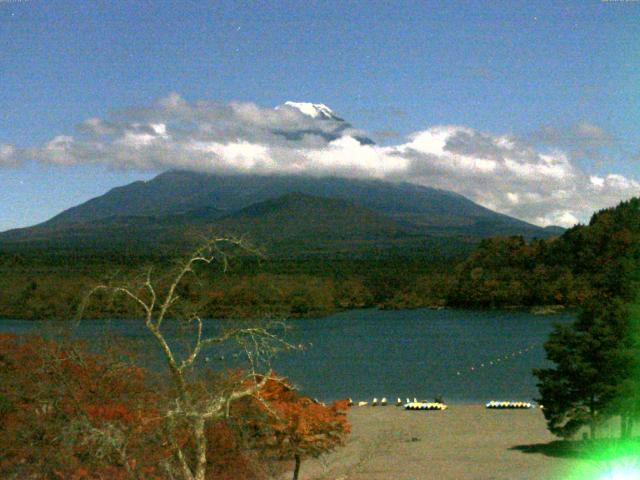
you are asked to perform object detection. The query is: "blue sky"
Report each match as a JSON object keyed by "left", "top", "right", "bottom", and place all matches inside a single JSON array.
[{"left": 1, "top": 0, "right": 639, "bottom": 230}]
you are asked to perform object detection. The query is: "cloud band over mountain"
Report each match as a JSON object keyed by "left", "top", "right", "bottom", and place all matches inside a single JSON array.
[{"left": 2, "top": 94, "right": 638, "bottom": 227}]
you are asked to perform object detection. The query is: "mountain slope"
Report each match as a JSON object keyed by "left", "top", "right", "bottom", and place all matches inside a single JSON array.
[
  {"left": 214, "top": 192, "right": 417, "bottom": 240},
  {"left": 0, "top": 192, "right": 426, "bottom": 255},
  {"left": 0, "top": 171, "right": 562, "bottom": 258},
  {"left": 41, "top": 171, "right": 551, "bottom": 237}
]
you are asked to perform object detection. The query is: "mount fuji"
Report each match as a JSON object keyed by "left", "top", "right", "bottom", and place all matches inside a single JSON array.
[
  {"left": 279, "top": 101, "right": 344, "bottom": 121},
  {"left": 0, "top": 169, "right": 563, "bottom": 257},
  {"left": 274, "top": 101, "right": 375, "bottom": 145}
]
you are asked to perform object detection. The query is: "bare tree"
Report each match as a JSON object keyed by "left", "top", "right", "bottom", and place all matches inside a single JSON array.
[{"left": 81, "top": 237, "right": 294, "bottom": 480}]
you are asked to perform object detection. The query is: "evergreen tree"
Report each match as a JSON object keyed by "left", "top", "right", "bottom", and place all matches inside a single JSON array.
[
  {"left": 534, "top": 199, "right": 640, "bottom": 440},
  {"left": 608, "top": 301, "right": 640, "bottom": 438},
  {"left": 534, "top": 297, "right": 632, "bottom": 439}
]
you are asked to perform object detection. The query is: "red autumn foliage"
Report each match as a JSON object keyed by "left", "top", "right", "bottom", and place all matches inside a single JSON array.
[
  {"left": 236, "top": 376, "right": 350, "bottom": 480},
  {"left": 0, "top": 334, "right": 349, "bottom": 479},
  {"left": 204, "top": 420, "right": 274, "bottom": 480},
  {"left": 0, "top": 334, "right": 276, "bottom": 480},
  {"left": 0, "top": 333, "right": 166, "bottom": 479}
]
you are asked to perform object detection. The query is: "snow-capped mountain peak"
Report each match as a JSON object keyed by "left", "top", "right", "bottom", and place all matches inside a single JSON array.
[{"left": 280, "top": 101, "right": 339, "bottom": 120}]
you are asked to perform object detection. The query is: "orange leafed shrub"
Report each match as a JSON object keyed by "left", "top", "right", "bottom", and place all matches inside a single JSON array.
[
  {"left": 0, "top": 333, "right": 165, "bottom": 479},
  {"left": 234, "top": 376, "right": 350, "bottom": 479},
  {"left": 0, "top": 334, "right": 296, "bottom": 479}
]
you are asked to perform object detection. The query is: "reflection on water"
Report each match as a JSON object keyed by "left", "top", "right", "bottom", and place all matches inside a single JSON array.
[{"left": 0, "top": 308, "right": 573, "bottom": 403}]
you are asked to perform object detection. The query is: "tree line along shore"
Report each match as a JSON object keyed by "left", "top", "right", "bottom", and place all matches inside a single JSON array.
[{"left": 0, "top": 198, "right": 637, "bottom": 321}]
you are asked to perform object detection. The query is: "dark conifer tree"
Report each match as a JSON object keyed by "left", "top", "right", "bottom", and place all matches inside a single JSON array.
[{"left": 534, "top": 297, "right": 633, "bottom": 439}]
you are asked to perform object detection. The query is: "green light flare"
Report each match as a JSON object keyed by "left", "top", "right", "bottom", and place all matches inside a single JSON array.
[
  {"left": 599, "top": 463, "right": 640, "bottom": 480},
  {"left": 561, "top": 440, "right": 640, "bottom": 480},
  {"left": 561, "top": 272, "right": 640, "bottom": 479}
]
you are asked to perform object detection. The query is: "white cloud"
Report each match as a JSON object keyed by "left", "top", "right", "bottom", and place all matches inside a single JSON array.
[
  {"left": 590, "top": 175, "right": 605, "bottom": 188},
  {"left": 0, "top": 144, "right": 19, "bottom": 166},
  {"left": 3, "top": 94, "right": 639, "bottom": 228},
  {"left": 39, "top": 136, "right": 77, "bottom": 165},
  {"left": 573, "top": 121, "right": 611, "bottom": 144},
  {"left": 400, "top": 126, "right": 453, "bottom": 156},
  {"left": 305, "top": 137, "right": 408, "bottom": 178},
  {"left": 188, "top": 141, "right": 274, "bottom": 171},
  {"left": 535, "top": 121, "right": 614, "bottom": 149},
  {"left": 535, "top": 211, "right": 580, "bottom": 228},
  {"left": 507, "top": 192, "right": 520, "bottom": 204}
]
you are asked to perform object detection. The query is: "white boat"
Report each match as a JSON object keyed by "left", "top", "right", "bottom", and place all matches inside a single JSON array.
[{"left": 404, "top": 401, "right": 448, "bottom": 411}]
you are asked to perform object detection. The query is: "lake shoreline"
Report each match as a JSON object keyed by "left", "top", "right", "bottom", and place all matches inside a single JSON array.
[{"left": 0, "top": 303, "right": 573, "bottom": 323}]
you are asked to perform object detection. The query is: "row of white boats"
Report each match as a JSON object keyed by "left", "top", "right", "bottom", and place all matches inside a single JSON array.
[
  {"left": 348, "top": 397, "right": 417, "bottom": 407},
  {"left": 485, "top": 401, "right": 535, "bottom": 409},
  {"left": 346, "top": 397, "right": 537, "bottom": 410}
]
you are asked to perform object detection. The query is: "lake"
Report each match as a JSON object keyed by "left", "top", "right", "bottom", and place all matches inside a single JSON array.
[{"left": 0, "top": 308, "right": 573, "bottom": 404}]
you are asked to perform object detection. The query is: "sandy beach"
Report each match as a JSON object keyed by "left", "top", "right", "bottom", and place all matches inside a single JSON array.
[{"left": 296, "top": 405, "right": 590, "bottom": 480}]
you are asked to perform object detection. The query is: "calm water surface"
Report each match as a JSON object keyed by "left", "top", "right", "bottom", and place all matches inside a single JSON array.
[{"left": 0, "top": 308, "right": 573, "bottom": 404}]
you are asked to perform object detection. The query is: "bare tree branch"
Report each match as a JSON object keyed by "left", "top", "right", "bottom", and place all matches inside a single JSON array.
[{"left": 77, "top": 237, "right": 289, "bottom": 480}]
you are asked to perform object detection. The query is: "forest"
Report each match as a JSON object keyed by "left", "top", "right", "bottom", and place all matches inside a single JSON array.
[
  {"left": 448, "top": 197, "right": 640, "bottom": 309},
  {"left": 0, "top": 251, "right": 457, "bottom": 321},
  {"left": 1, "top": 198, "right": 639, "bottom": 320}
]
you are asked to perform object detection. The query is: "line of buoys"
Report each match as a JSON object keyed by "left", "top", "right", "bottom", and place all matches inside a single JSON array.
[
  {"left": 485, "top": 401, "right": 532, "bottom": 409},
  {"left": 456, "top": 344, "right": 537, "bottom": 377}
]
